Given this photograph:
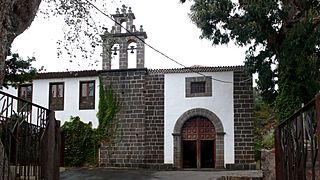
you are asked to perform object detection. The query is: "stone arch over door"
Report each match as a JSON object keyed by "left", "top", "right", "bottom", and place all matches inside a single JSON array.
[{"left": 172, "top": 108, "right": 225, "bottom": 169}]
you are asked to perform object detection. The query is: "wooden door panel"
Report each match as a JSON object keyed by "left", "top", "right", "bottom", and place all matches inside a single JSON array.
[
  {"left": 181, "top": 117, "right": 216, "bottom": 168},
  {"left": 182, "top": 117, "right": 215, "bottom": 140},
  {"left": 183, "top": 141, "right": 197, "bottom": 168},
  {"left": 201, "top": 140, "right": 215, "bottom": 168}
]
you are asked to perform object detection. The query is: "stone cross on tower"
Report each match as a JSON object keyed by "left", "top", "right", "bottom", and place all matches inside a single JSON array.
[{"left": 101, "top": 5, "right": 148, "bottom": 70}]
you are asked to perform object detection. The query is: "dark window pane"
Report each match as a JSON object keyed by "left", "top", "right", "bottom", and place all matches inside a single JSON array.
[
  {"left": 27, "top": 86, "right": 32, "bottom": 97},
  {"left": 49, "top": 83, "right": 64, "bottom": 110},
  {"left": 20, "top": 87, "right": 27, "bottom": 98},
  {"left": 191, "top": 81, "right": 206, "bottom": 94},
  {"left": 79, "top": 81, "right": 95, "bottom": 109},
  {"left": 88, "top": 83, "right": 94, "bottom": 97},
  {"left": 52, "top": 85, "right": 57, "bottom": 98},
  {"left": 58, "top": 84, "right": 63, "bottom": 97},
  {"left": 82, "top": 83, "right": 87, "bottom": 97},
  {"left": 18, "top": 85, "right": 32, "bottom": 112},
  {"left": 19, "top": 85, "right": 32, "bottom": 100}
]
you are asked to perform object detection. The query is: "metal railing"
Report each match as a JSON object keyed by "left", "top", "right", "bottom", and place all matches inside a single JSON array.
[
  {"left": 0, "top": 91, "right": 60, "bottom": 180},
  {"left": 275, "top": 94, "right": 320, "bottom": 180}
]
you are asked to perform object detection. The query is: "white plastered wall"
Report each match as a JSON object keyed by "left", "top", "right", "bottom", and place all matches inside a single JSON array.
[
  {"left": 2, "top": 76, "right": 100, "bottom": 128},
  {"left": 164, "top": 71, "right": 234, "bottom": 166}
]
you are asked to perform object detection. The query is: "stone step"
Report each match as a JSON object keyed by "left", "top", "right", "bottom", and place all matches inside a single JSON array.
[{"left": 220, "top": 177, "right": 262, "bottom": 180}]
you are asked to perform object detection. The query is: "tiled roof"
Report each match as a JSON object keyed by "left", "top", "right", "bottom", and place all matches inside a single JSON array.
[
  {"left": 148, "top": 66, "right": 245, "bottom": 74},
  {"left": 34, "top": 66, "right": 245, "bottom": 79},
  {"left": 36, "top": 70, "right": 99, "bottom": 79}
]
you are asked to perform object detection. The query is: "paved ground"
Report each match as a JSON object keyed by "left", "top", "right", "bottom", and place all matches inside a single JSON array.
[{"left": 60, "top": 168, "right": 263, "bottom": 180}]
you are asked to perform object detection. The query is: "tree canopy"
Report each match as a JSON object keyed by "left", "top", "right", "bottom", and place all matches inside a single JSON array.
[
  {"left": 3, "top": 51, "right": 38, "bottom": 89},
  {"left": 0, "top": 0, "right": 41, "bottom": 86},
  {"left": 182, "top": 0, "right": 320, "bottom": 120},
  {"left": 0, "top": 0, "right": 108, "bottom": 86}
]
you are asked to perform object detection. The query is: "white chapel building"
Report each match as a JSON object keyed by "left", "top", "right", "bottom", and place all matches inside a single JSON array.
[{"left": 3, "top": 5, "right": 255, "bottom": 170}]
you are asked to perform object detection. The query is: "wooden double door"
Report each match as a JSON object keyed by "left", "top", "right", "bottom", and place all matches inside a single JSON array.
[{"left": 182, "top": 116, "right": 216, "bottom": 168}]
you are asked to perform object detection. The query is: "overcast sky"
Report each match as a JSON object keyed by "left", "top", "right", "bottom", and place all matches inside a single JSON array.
[{"left": 11, "top": 0, "right": 247, "bottom": 72}]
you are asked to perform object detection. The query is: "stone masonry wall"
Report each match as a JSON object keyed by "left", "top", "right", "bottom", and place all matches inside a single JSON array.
[
  {"left": 144, "top": 73, "right": 165, "bottom": 168},
  {"left": 230, "top": 70, "right": 255, "bottom": 170},
  {"left": 99, "top": 69, "right": 165, "bottom": 168},
  {"left": 99, "top": 69, "right": 147, "bottom": 168}
]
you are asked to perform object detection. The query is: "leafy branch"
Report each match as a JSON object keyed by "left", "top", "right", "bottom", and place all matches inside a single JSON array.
[{"left": 3, "top": 51, "right": 38, "bottom": 89}]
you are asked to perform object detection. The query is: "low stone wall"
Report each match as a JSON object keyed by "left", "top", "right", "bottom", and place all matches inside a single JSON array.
[
  {"left": 261, "top": 149, "right": 275, "bottom": 180},
  {"left": 221, "top": 177, "right": 262, "bottom": 180},
  {"left": 226, "top": 163, "right": 256, "bottom": 170}
]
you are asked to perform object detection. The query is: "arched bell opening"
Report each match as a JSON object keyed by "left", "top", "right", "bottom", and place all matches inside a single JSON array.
[
  {"left": 127, "top": 39, "right": 137, "bottom": 69},
  {"left": 111, "top": 44, "right": 120, "bottom": 69},
  {"left": 119, "top": 19, "right": 127, "bottom": 33}
]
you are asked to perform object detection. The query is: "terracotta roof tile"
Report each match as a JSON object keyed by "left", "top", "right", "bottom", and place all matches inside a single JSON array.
[
  {"left": 36, "top": 70, "right": 98, "bottom": 79},
  {"left": 148, "top": 66, "right": 245, "bottom": 74},
  {"left": 35, "top": 66, "right": 245, "bottom": 79}
]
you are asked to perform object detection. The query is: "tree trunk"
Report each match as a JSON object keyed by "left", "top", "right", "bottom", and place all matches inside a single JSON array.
[{"left": 0, "top": 0, "right": 42, "bottom": 87}]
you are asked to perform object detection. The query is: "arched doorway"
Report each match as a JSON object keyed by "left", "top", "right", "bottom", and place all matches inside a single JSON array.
[
  {"left": 182, "top": 116, "right": 215, "bottom": 168},
  {"left": 172, "top": 108, "right": 225, "bottom": 169}
]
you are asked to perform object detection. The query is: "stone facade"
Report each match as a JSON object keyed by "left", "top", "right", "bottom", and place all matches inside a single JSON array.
[
  {"left": 228, "top": 70, "right": 255, "bottom": 170},
  {"left": 144, "top": 73, "right": 165, "bottom": 168},
  {"left": 99, "top": 69, "right": 165, "bottom": 168},
  {"left": 99, "top": 69, "right": 147, "bottom": 168}
]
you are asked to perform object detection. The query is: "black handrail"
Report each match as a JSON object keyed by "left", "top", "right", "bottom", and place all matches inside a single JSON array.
[
  {"left": 0, "top": 90, "right": 51, "bottom": 111},
  {"left": 0, "top": 90, "right": 60, "bottom": 180},
  {"left": 275, "top": 94, "right": 320, "bottom": 180}
]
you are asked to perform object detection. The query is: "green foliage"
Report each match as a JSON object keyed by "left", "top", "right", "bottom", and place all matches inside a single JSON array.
[
  {"left": 253, "top": 88, "right": 275, "bottom": 136},
  {"left": 96, "top": 77, "right": 121, "bottom": 142},
  {"left": 4, "top": 51, "right": 37, "bottom": 88},
  {"left": 60, "top": 79, "right": 121, "bottom": 167},
  {"left": 61, "top": 116, "right": 98, "bottom": 167},
  {"left": 182, "top": 0, "right": 320, "bottom": 121},
  {"left": 253, "top": 88, "right": 276, "bottom": 160},
  {"left": 261, "top": 129, "right": 274, "bottom": 149}
]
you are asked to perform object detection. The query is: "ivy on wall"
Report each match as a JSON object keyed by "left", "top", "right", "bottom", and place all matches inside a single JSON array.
[
  {"left": 96, "top": 77, "right": 121, "bottom": 142},
  {"left": 61, "top": 77, "right": 121, "bottom": 167}
]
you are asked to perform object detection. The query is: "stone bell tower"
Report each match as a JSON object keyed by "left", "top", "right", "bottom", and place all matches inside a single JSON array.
[{"left": 101, "top": 5, "right": 148, "bottom": 70}]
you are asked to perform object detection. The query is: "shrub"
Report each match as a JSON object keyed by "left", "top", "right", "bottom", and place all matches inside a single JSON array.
[{"left": 61, "top": 116, "right": 98, "bottom": 167}]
